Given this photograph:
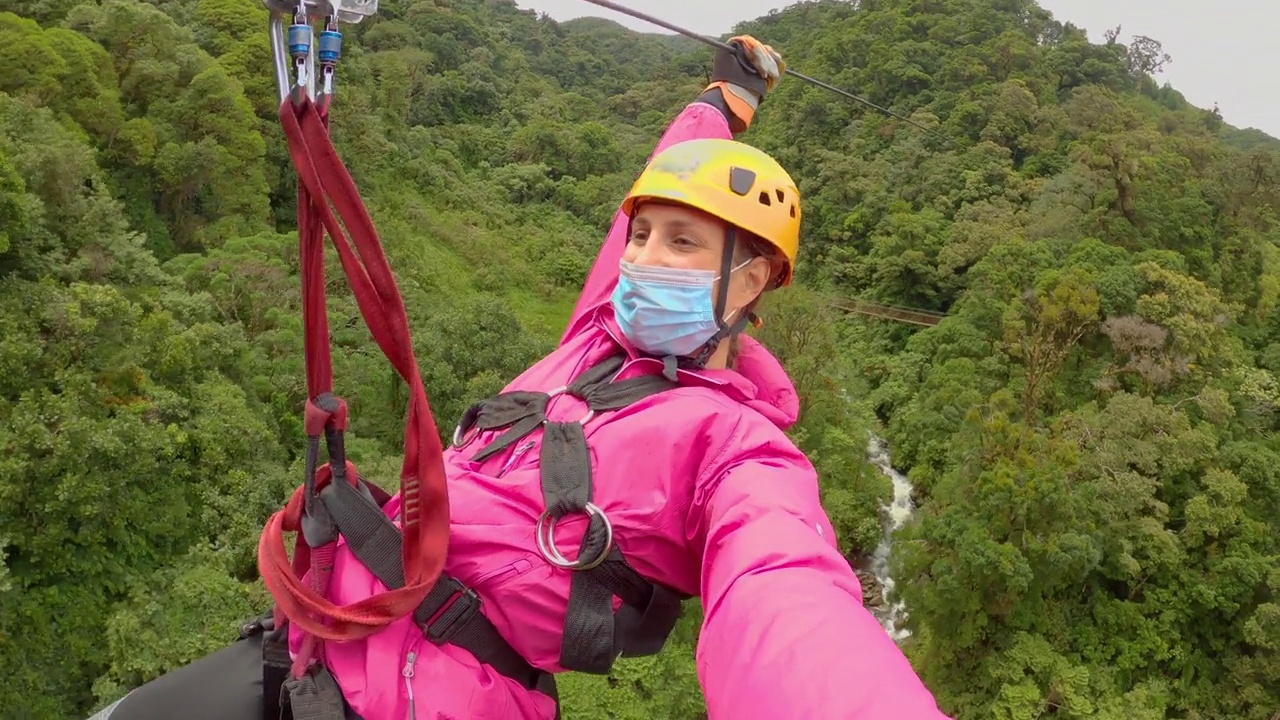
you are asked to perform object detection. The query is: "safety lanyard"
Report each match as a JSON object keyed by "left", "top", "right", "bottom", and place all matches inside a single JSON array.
[{"left": 257, "top": 0, "right": 450, "bottom": 677}]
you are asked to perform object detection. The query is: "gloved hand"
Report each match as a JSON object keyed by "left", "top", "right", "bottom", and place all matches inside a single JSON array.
[
  {"left": 725, "top": 35, "right": 786, "bottom": 93},
  {"left": 703, "top": 35, "right": 786, "bottom": 133}
]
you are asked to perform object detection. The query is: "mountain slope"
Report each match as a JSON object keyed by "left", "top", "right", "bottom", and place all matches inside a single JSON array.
[{"left": 0, "top": 0, "right": 1275, "bottom": 718}]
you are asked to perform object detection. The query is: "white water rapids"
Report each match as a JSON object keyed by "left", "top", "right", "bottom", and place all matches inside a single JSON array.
[{"left": 863, "top": 434, "right": 916, "bottom": 642}]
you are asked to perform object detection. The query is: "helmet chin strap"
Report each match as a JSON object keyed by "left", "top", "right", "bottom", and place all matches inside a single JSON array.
[{"left": 680, "top": 227, "right": 752, "bottom": 371}]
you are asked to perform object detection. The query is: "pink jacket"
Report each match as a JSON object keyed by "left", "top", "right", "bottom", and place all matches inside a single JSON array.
[{"left": 289, "top": 102, "right": 950, "bottom": 720}]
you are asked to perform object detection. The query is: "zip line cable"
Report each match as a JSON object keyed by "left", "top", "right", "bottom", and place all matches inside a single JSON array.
[{"left": 577, "top": 0, "right": 958, "bottom": 147}]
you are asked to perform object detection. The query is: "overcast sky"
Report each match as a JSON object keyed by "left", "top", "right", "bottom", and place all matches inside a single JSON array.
[{"left": 515, "top": 0, "right": 1279, "bottom": 139}]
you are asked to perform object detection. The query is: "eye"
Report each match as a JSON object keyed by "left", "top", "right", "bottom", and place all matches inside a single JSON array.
[{"left": 628, "top": 228, "right": 649, "bottom": 244}]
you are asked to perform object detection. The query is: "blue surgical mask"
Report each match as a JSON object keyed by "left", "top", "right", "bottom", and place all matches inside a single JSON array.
[{"left": 610, "top": 259, "right": 748, "bottom": 358}]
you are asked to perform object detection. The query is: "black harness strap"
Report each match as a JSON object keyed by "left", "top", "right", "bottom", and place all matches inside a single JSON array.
[
  {"left": 258, "top": 428, "right": 558, "bottom": 720},
  {"left": 239, "top": 610, "right": 290, "bottom": 720},
  {"left": 317, "top": 474, "right": 557, "bottom": 696},
  {"left": 243, "top": 610, "right": 368, "bottom": 720},
  {"left": 454, "top": 354, "right": 689, "bottom": 674}
]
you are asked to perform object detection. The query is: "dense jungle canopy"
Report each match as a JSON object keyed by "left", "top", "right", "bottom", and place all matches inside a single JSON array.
[{"left": 0, "top": 0, "right": 1277, "bottom": 717}]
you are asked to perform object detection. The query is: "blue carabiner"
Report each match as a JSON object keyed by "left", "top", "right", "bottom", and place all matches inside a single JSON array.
[{"left": 316, "top": 24, "right": 343, "bottom": 112}]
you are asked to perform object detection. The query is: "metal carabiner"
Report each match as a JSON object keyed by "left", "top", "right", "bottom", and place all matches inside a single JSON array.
[
  {"left": 289, "top": 6, "right": 316, "bottom": 106},
  {"left": 264, "top": 0, "right": 378, "bottom": 106},
  {"left": 265, "top": 0, "right": 314, "bottom": 105},
  {"left": 315, "top": 17, "right": 343, "bottom": 114}
]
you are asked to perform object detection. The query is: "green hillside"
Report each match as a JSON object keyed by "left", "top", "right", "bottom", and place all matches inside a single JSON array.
[{"left": 0, "top": 0, "right": 1275, "bottom": 718}]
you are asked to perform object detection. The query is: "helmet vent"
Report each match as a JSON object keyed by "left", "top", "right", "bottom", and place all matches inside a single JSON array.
[
  {"left": 729, "top": 166, "right": 756, "bottom": 196},
  {"left": 757, "top": 190, "right": 772, "bottom": 206},
  {"left": 790, "top": 203, "right": 797, "bottom": 218},
  {"left": 776, "top": 189, "right": 786, "bottom": 203}
]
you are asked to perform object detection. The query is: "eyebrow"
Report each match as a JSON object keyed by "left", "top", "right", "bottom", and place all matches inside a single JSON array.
[{"left": 635, "top": 217, "right": 701, "bottom": 234}]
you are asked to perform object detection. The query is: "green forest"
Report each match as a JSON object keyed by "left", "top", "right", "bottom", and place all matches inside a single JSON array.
[{"left": 0, "top": 0, "right": 1277, "bottom": 717}]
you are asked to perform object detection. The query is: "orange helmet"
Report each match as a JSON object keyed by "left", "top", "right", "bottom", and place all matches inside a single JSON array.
[{"left": 620, "top": 138, "right": 801, "bottom": 287}]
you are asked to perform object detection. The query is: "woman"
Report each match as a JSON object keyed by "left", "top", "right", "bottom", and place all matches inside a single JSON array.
[{"left": 93, "top": 35, "right": 950, "bottom": 720}]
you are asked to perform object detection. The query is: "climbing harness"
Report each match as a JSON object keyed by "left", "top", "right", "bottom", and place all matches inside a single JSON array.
[
  {"left": 451, "top": 354, "right": 688, "bottom": 674},
  {"left": 251, "top": 347, "right": 689, "bottom": 718},
  {"left": 578, "top": 0, "right": 959, "bottom": 148}
]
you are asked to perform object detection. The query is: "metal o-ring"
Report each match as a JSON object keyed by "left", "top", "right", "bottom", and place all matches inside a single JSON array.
[
  {"left": 451, "top": 424, "right": 478, "bottom": 448},
  {"left": 535, "top": 502, "right": 613, "bottom": 571}
]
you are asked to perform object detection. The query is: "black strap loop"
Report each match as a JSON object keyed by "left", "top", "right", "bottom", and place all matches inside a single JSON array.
[
  {"left": 281, "top": 666, "right": 347, "bottom": 720},
  {"left": 260, "top": 618, "right": 291, "bottom": 720}
]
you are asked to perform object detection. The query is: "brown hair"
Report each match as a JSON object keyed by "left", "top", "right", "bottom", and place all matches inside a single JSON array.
[{"left": 726, "top": 232, "right": 789, "bottom": 369}]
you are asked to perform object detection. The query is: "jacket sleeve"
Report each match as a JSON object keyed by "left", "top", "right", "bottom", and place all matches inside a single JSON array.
[
  {"left": 559, "top": 101, "right": 733, "bottom": 345},
  {"left": 690, "top": 419, "right": 952, "bottom": 720}
]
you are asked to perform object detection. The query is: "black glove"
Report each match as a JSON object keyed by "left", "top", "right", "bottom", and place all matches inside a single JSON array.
[{"left": 700, "top": 35, "right": 785, "bottom": 133}]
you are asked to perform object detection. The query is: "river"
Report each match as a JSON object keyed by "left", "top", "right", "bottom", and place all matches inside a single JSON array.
[{"left": 862, "top": 434, "right": 915, "bottom": 642}]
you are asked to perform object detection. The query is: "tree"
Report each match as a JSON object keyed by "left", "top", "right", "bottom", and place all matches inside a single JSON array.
[{"left": 1002, "top": 268, "right": 1100, "bottom": 423}]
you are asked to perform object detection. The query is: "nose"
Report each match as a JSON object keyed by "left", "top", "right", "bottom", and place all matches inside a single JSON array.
[{"left": 631, "top": 235, "right": 672, "bottom": 268}]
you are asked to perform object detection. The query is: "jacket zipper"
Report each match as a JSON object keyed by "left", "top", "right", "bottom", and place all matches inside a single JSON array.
[
  {"left": 471, "top": 557, "right": 533, "bottom": 588},
  {"left": 498, "top": 440, "right": 536, "bottom": 476},
  {"left": 402, "top": 650, "right": 417, "bottom": 720}
]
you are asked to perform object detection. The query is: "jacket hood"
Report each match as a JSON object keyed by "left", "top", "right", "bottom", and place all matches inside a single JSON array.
[{"left": 723, "top": 333, "right": 800, "bottom": 429}]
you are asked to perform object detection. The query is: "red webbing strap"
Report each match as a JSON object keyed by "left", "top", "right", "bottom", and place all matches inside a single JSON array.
[
  {"left": 257, "top": 94, "right": 450, "bottom": 644},
  {"left": 292, "top": 102, "right": 341, "bottom": 674}
]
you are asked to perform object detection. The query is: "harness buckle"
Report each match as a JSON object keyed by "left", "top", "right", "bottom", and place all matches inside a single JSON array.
[
  {"left": 422, "top": 582, "right": 482, "bottom": 645},
  {"left": 535, "top": 502, "right": 614, "bottom": 571}
]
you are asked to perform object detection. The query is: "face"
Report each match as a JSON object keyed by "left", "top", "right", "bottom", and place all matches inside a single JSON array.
[{"left": 622, "top": 201, "right": 772, "bottom": 320}]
